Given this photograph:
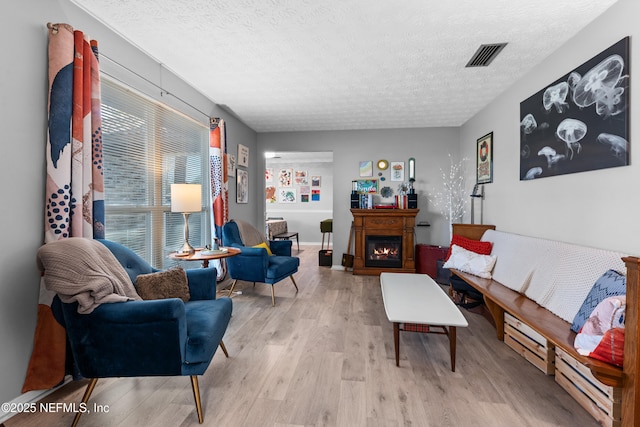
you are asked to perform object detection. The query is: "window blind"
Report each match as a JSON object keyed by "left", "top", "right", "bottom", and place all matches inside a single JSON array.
[{"left": 100, "top": 78, "right": 209, "bottom": 268}]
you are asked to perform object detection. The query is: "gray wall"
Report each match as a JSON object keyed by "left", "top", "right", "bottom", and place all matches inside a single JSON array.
[
  {"left": 258, "top": 128, "right": 462, "bottom": 265},
  {"left": 460, "top": 0, "right": 640, "bottom": 255},
  {"left": 1, "top": 0, "right": 258, "bottom": 411},
  {"left": 265, "top": 157, "right": 333, "bottom": 244}
]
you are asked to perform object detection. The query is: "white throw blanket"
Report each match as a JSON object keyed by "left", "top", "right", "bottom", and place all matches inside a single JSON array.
[{"left": 37, "top": 238, "right": 141, "bottom": 314}]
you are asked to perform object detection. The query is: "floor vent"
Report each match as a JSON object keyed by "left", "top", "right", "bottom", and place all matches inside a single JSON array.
[{"left": 465, "top": 43, "right": 507, "bottom": 67}]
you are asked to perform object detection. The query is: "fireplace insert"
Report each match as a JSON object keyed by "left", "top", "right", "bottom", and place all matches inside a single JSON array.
[{"left": 365, "top": 235, "right": 402, "bottom": 268}]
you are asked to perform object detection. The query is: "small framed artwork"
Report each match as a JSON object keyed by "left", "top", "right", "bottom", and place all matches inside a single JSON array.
[
  {"left": 237, "top": 144, "right": 249, "bottom": 167},
  {"left": 278, "top": 168, "right": 293, "bottom": 187},
  {"left": 236, "top": 169, "right": 248, "bottom": 203},
  {"left": 390, "top": 161, "right": 405, "bottom": 181},
  {"left": 359, "top": 161, "right": 373, "bottom": 177},
  {"left": 278, "top": 188, "right": 296, "bottom": 203},
  {"left": 311, "top": 176, "right": 321, "bottom": 187},
  {"left": 355, "top": 179, "right": 378, "bottom": 194},
  {"left": 265, "top": 168, "right": 273, "bottom": 182},
  {"left": 227, "top": 154, "right": 237, "bottom": 177},
  {"left": 295, "top": 170, "right": 308, "bottom": 185},
  {"left": 477, "top": 132, "right": 493, "bottom": 184},
  {"left": 265, "top": 186, "right": 276, "bottom": 204},
  {"left": 311, "top": 189, "right": 320, "bottom": 201}
]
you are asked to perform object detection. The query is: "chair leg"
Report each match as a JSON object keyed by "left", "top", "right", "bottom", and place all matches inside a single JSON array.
[
  {"left": 290, "top": 275, "right": 299, "bottom": 292},
  {"left": 190, "top": 375, "right": 204, "bottom": 424},
  {"left": 271, "top": 285, "right": 276, "bottom": 307},
  {"left": 71, "top": 378, "right": 98, "bottom": 427},
  {"left": 219, "top": 340, "right": 229, "bottom": 358},
  {"left": 227, "top": 279, "right": 238, "bottom": 297}
]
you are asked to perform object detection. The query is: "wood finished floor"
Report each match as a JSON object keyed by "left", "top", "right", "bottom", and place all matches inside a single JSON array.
[{"left": 6, "top": 245, "right": 598, "bottom": 427}]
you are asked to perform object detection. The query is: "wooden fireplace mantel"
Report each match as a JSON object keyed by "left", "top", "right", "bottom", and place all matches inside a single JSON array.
[{"left": 351, "top": 208, "right": 419, "bottom": 275}]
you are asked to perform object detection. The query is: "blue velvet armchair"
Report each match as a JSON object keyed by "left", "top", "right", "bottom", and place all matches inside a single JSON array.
[
  {"left": 50, "top": 239, "right": 232, "bottom": 426},
  {"left": 222, "top": 220, "right": 300, "bottom": 306}
]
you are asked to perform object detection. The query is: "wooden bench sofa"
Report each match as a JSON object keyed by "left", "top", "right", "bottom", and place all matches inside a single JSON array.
[{"left": 448, "top": 224, "right": 639, "bottom": 427}]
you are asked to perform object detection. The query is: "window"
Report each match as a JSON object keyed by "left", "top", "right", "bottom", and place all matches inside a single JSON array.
[{"left": 100, "top": 78, "right": 209, "bottom": 268}]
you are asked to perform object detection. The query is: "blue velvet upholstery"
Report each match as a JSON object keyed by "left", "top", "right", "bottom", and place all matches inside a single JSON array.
[
  {"left": 50, "top": 239, "right": 232, "bottom": 424},
  {"left": 222, "top": 221, "right": 300, "bottom": 305}
]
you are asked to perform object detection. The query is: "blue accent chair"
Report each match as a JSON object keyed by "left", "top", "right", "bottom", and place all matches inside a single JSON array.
[
  {"left": 222, "top": 221, "right": 300, "bottom": 306},
  {"left": 51, "top": 239, "right": 232, "bottom": 425}
]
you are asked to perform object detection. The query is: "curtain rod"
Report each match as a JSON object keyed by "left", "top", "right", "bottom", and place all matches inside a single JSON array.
[{"left": 46, "top": 22, "right": 215, "bottom": 121}]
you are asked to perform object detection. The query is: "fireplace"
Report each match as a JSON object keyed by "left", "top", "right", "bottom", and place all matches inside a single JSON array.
[
  {"left": 350, "top": 208, "right": 418, "bottom": 275},
  {"left": 365, "top": 235, "right": 402, "bottom": 268}
]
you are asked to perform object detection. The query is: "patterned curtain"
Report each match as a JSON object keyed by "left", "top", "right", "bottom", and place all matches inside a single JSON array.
[
  {"left": 209, "top": 118, "right": 228, "bottom": 280},
  {"left": 22, "top": 23, "right": 104, "bottom": 392}
]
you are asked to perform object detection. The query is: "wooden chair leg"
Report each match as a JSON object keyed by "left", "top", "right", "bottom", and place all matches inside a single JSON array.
[
  {"left": 190, "top": 375, "right": 204, "bottom": 424},
  {"left": 290, "top": 275, "right": 299, "bottom": 292},
  {"left": 271, "top": 285, "right": 276, "bottom": 307},
  {"left": 71, "top": 378, "right": 98, "bottom": 427},
  {"left": 219, "top": 340, "right": 229, "bottom": 358},
  {"left": 227, "top": 279, "right": 238, "bottom": 297}
]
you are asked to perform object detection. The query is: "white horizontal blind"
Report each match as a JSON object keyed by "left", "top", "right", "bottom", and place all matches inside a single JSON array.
[{"left": 100, "top": 78, "right": 208, "bottom": 268}]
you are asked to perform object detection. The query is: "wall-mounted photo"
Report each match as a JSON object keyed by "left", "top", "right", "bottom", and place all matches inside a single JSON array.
[
  {"left": 265, "top": 185, "right": 276, "bottom": 204},
  {"left": 227, "top": 154, "right": 237, "bottom": 177},
  {"left": 278, "top": 188, "right": 296, "bottom": 203},
  {"left": 295, "top": 170, "right": 308, "bottom": 185},
  {"left": 355, "top": 179, "right": 378, "bottom": 194},
  {"left": 265, "top": 168, "right": 273, "bottom": 182},
  {"left": 477, "top": 132, "right": 493, "bottom": 184},
  {"left": 520, "top": 37, "right": 629, "bottom": 181},
  {"left": 390, "top": 162, "right": 404, "bottom": 181},
  {"left": 311, "top": 176, "right": 321, "bottom": 187},
  {"left": 359, "top": 161, "right": 373, "bottom": 177},
  {"left": 278, "top": 168, "right": 293, "bottom": 187},
  {"left": 237, "top": 144, "right": 249, "bottom": 167},
  {"left": 237, "top": 169, "right": 248, "bottom": 203}
]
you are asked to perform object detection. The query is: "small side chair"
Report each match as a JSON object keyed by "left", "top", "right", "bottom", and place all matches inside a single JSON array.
[{"left": 222, "top": 220, "right": 300, "bottom": 306}]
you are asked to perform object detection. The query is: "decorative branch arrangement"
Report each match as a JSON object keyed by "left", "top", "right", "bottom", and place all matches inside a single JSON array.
[{"left": 429, "top": 155, "right": 469, "bottom": 239}]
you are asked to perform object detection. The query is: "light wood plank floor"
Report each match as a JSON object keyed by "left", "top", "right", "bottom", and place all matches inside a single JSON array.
[{"left": 6, "top": 245, "right": 599, "bottom": 427}]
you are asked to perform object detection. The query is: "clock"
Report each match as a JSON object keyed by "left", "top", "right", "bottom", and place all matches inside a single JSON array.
[{"left": 377, "top": 159, "right": 389, "bottom": 170}]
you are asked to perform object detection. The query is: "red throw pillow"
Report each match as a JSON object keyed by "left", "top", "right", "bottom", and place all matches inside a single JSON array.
[{"left": 445, "top": 234, "right": 493, "bottom": 261}]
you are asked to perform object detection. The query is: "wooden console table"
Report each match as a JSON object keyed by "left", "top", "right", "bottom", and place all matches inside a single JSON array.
[{"left": 350, "top": 208, "right": 419, "bottom": 275}]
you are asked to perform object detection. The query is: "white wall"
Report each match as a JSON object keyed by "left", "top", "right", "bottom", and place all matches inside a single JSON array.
[
  {"left": 460, "top": 0, "right": 640, "bottom": 255},
  {"left": 258, "top": 128, "right": 462, "bottom": 265},
  {"left": 1, "top": 0, "right": 258, "bottom": 410},
  {"left": 266, "top": 156, "right": 333, "bottom": 244}
]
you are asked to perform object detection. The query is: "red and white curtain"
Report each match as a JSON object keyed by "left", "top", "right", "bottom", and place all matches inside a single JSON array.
[
  {"left": 23, "top": 22, "right": 104, "bottom": 392},
  {"left": 209, "top": 118, "right": 228, "bottom": 280}
]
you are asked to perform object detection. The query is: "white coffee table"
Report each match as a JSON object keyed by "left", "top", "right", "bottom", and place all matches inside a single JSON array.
[{"left": 380, "top": 272, "right": 468, "bottom": 371}]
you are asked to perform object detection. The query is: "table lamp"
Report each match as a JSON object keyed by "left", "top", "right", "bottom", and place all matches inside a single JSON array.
[{"left": 171, "top": 183, "right": 202, "bottom": 255}]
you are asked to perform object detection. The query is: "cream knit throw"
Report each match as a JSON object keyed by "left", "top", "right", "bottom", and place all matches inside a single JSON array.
[
  {"left": 37, "top": 238, "right": 141, "bottom": 314},
  {"left": 233, "top": 219, "right": 268, "bottom": 247}
]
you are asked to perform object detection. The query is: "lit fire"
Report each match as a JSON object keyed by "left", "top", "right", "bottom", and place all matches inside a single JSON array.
[{"left": 370, "top": 245, "right": 399, "bottom": 260}]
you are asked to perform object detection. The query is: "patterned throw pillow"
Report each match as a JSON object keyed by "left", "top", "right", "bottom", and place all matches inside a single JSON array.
[
  {"left": 570, "top": 269, "right": 626, "bottom": 333},
  {"left": 445, "top": 234, "right": 493, "bottom": 261},
  {"left": 574, "top": 295, "right": 626, "bottom": 367},
  {"left": 135, "top": 267, "right": 190, "bottom": 302}
]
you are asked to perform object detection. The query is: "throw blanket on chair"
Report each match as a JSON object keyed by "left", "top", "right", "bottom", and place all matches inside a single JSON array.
[
  {"left": 233, "top": 219, "right": 268, "bottom": 247},
  {"left": 37, "top": 238, "right": 141, "bottom": 314}
]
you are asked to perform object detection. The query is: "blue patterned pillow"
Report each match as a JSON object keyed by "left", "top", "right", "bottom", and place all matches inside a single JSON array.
[{"left": 570, "top": 269, "right": 626, "bottom": 333}]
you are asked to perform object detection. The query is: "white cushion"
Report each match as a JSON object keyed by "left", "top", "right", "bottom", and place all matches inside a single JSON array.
[{"left": 443, "top": 244, "right": 497, "bottom": 279}]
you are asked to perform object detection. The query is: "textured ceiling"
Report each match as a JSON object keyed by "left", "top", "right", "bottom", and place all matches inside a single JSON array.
[{"left": 72, "top": 0, "right": 618, "bottom": 132}]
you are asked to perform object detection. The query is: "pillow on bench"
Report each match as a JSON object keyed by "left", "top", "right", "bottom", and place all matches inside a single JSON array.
[
  {"left": 570, "top": 269, "right": 626, "bottom": 333},
  {"left": 445, "top": 234, "right": 493, "bottom": 261},
  {"left": 574, "top": 295, "right": 625, "bottom": 367},
  {"left": 443, "top": 244, "right": 497, "bottom": 279}
]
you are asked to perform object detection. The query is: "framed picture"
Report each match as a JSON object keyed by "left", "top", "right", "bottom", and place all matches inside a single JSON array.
[
  {"left": 311, "top": 176, "right": 321, "bottom": 187},
  {"left": 265, "top": 185, "right": 276, "bottom": 204},
  {"left": 519, "top": 37, "right": 629, "bottom": 180},
  {"left": 227, "top": 154, "right": 237, "bottom": 177},
  {"left": 295, "top": 170, "right": 308, "bottom": 185},
  {"left": 359, "top": 161, "right": 373, "bottom": 177},
  {"left": 278, "top": 168, "right": 293, "bottom": 187},
  {"left": 236, "top": 169, "right": 248, "bottom": 203},
  {"left": 477, "top": 132, "right": 493, "bottom": 184},
  {"left": 278, "top": 188, "right": 296, "bottom": 203},
  {"left": 390, "top": 161, "right": 404, "bottom": 181},
  {"left": 265, "top": 168, "right": 273, "bottom": 182},
  {"left": 355, "top": 179, "right": 378, "bottom": 194},
  {"left": 237, "top": 144, "right": 249, "bottom": 167}
]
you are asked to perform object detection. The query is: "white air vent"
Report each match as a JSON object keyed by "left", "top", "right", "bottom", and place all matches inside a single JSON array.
[{"left": 466, "top": 43, "right": 507, "bottom": 67}]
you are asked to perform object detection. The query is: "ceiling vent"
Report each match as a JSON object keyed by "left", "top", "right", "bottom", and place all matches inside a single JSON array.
[{"left": 465, "top": 43, "right": 507, "bottom": 67}]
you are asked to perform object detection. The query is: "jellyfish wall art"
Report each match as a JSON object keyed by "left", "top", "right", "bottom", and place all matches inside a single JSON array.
[{"left": 519, "top": 37, "right": 629, "bottom": 180}]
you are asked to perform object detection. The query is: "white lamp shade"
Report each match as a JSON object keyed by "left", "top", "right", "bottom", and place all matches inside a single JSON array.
[{"left": 171, "top": 184, "right": 202, "bottom": 213}]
